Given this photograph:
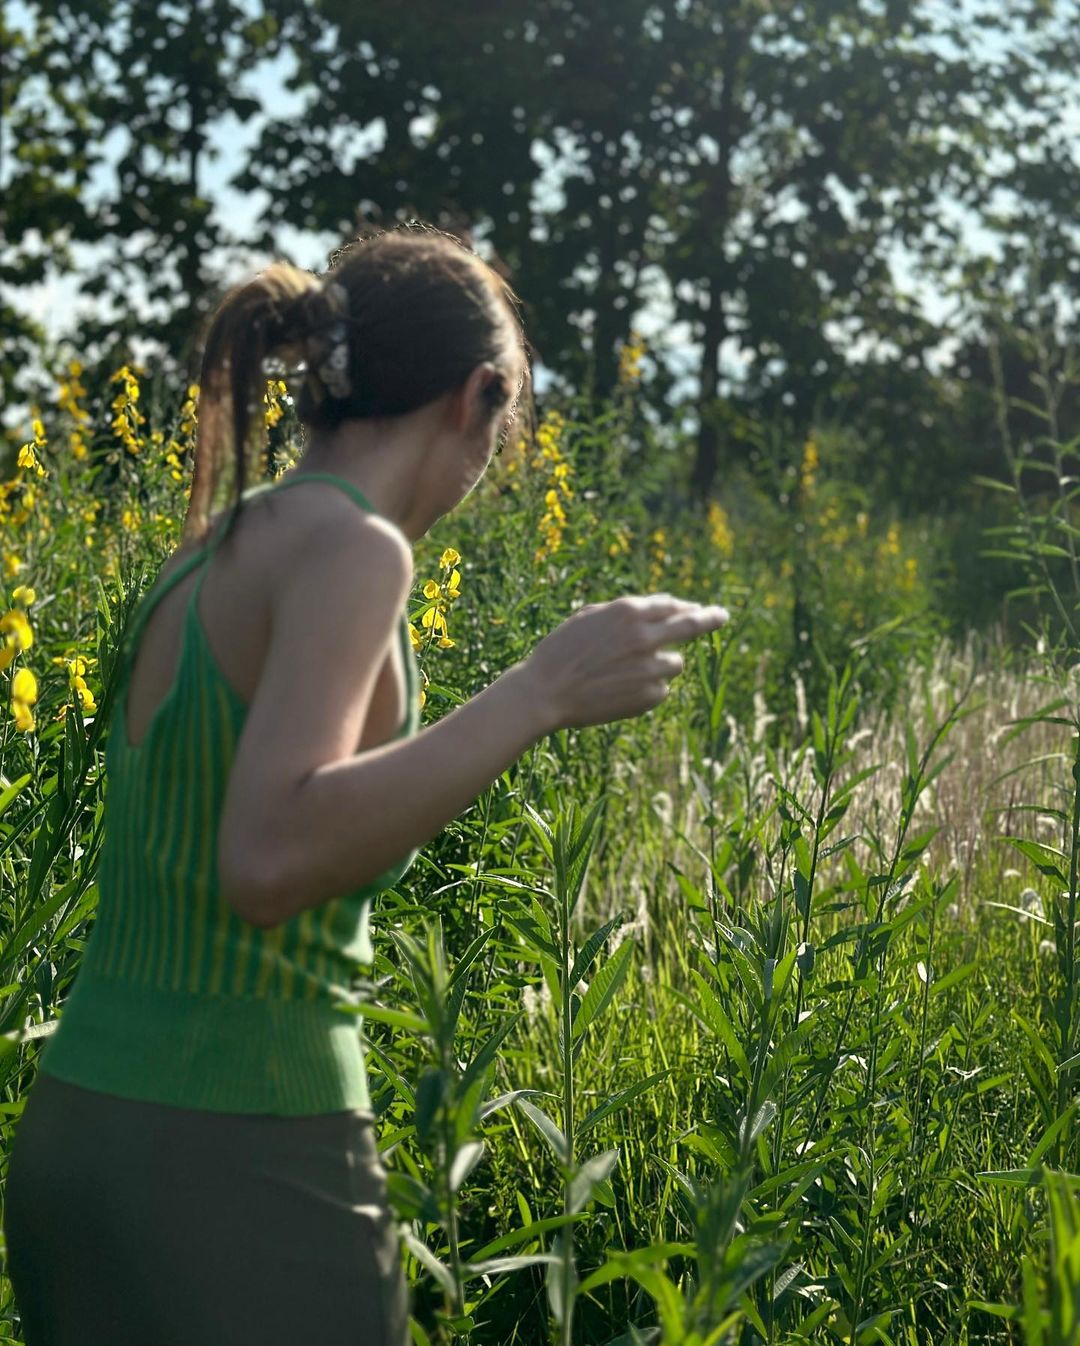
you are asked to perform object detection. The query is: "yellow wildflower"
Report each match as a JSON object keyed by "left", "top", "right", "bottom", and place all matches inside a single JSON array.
[
  {"left": 707, "top": 501, "right": 734, "bottom": 557},
  {"left": 110, "top": 365, "right": 147, "bottom": 456},
  {"left": 10, "top": 665, "right": 37, "bottom": 733},
  {"left": 618, "top": 330, "right": 647, "bottom": 385},
  {"left": 17, "top": 443, "right": 48, "bottom": 479},
  {"left": 879, "top": 522, "right": 902, "bottom": 559},
  {"left": 59, "top": 361, "right": 91, "bottom": 460},
  {"left": 800, "top": 438, "right": 819, "bottom": 495},
  {"left": 11, "top": 699, "right": 35, "bottom": 733},
  {"left": 1, "top": 608, "right": 34, "bottom": 653},
  {"left": 535, "top": 410, "right": 565, "bottom": 465},
  {"left": 12, "top": 667, "right": 37, "bottom": 704},
  {"left": 608, "top": 526, "right": 632, "bottom": 558},
  {"left": 11, "top": 585, "right": 36, "bottom": 606},
  {"left": 439, "top": 548, "right": 461, "bottom": 569},
  {"left": 421, "top": 605, "right": 448, "bottom": 637},
  {"left": 178, "top": 385, "right": 199, "bottom": 441}
]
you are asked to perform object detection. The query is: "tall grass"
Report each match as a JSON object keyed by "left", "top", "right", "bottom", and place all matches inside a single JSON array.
[{"left": 0, "top": 343, "right": 1077, "bottom": 1344}]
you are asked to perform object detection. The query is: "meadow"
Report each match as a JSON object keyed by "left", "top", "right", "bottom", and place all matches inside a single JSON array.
[{"left": 0, "top": 351, "right": 1078, "bottom": 1345}]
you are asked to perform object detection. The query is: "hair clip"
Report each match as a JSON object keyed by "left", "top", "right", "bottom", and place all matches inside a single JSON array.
[{"left": 315, "top": 279, "right": 352, "bottom": 399}]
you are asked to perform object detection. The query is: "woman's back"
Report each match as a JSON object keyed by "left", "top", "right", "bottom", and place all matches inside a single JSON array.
[
  {"left": 123, "top": 471, "right": 410, "bottom": 755},
  {"left": 34, "top": 471, "right": 422, "bottom": 1117}
]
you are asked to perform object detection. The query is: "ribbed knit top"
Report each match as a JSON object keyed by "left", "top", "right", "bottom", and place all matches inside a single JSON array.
[{"left": 38, "top": 472, "right": 421, "bottom": 1115}]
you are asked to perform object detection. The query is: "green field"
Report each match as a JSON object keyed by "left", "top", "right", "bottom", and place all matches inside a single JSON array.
[{"left": 0, "top": 365, "right": 1078, "bottom": 1345}]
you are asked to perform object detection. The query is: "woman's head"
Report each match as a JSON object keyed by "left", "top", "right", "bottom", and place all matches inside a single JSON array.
[{"left": 186, "top": 220, "right": 531, "bottom": 542}]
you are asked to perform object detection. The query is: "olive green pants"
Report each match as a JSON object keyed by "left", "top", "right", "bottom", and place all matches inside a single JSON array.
[{"left": 3, "top": 1071, "right": 410, "bottom": 1345}]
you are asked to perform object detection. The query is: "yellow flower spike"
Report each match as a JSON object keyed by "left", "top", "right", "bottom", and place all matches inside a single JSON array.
[
  {"left": 445, "top": 569, "right": 461, "bottom": 599},
  {"left": 12, "top": 585, "right": 36, "bottom": 606},
  {"left": 1, "top": 610, "right": 33, "bottom": 651},
  {"left": 12, "top": 667, "right": 37, "bottom": 704},
  {"left": 31, "top": 418, "right": 46, "bottom": 443},
  {"left": 422, "top": 579, "right": 440, "bottom": 600},
  {"left": 707, "top": 501, "right": 734, "bottom": 557},
  {"left": 17, "top": 443, "right": 47, "bottom": 476},
  {"left": 618, "top": 330, "right": 647, "bottom": 385},
  {"left": 800, "top": 438, "right": 819, "bottom": 495},
  {"left": 12, "top": 700, "right": 35, "bottom": 733},
  {"left": 439, "top": 547, "right": 461, "bottom": 569}
]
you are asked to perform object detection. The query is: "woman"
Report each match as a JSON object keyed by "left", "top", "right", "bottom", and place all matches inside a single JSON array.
[{"left": 3, "top": 221, "right": 728, "bottom": 1345}]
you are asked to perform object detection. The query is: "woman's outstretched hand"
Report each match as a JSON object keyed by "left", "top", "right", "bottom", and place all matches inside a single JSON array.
[{"left": 521, "top": 593, "right": 730, "bottom": 732}]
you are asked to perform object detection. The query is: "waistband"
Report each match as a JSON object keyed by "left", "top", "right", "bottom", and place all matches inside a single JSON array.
[{"left": 37, "top": 964, "right": 374, "bottom": 1116}]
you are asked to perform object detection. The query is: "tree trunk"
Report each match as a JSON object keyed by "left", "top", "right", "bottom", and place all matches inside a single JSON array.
[
  {"left": 181, "top": 86, "right": 206, "bottom": 387},
  {"left": 691, "top": 275, "right": 725, "bottom": 500}
]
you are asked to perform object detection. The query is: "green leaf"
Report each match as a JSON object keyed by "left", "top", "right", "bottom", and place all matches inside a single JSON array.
[
  {"left": 680, "top": 974, "right": 750, "bottom": 1077},
  {"left": 461, "top": 1011, "right": 523, "bottom": 1097},
  {"left": 568, "top": 1148, "right": 619, "bottom": 1214},
  {"left": 546, "top": 1230, "right": 579, "bottom": 1326},
  {"left": 449, "top": 1140, "right": 485, "bottom": 1194},
  {"left": 976, "top": 1169, "right": 1042, "bottom": 1186},
  {"left": 0, "top": 772, "right": 32, "bottom": 821},
  {"left": 355, "top": 1004, "right": 430, "bottom": 1034},
  {"left": 401, "top": 1228, "right": 456, "bottom": 1297},
  {"left": 462, "top": 1253, "right": 560, "bottom": 1280},
  {"left": 516, "top": 1098, "right": 570, "bottom": 1163},
  {"left": 579, "top": 1069, "right": 672, "bottom": 1134},
  {"left": 740, "top": 1099, "right": 777, "bottom": 1148},
  {"left": 446, "top": 926, "right": 496, "bottom": 1038},
  {"left": 568, "top": 914, "right": 624, "bottom": 990},
  {"left": 571, "top": 938, "right": 634, "bottom": 1041},
  {"left": 469, "top": 1212, "right": 580, "bottom": 1262},
  {"left": 479, "top": 1088, "right": 544, "bottom": 1121},
  {"left": 414, "top": 1066, "right": 448, "bottom": 1147},
  {"left": 503, "top": 912, "right": 559, "bottom": 961},
  {"left": 1003, "top": 836, "right": 1069, "bottom": 885}
]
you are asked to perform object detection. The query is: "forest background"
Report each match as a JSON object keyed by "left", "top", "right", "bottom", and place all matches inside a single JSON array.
[{"left": 3, "top": 0, "right": 1080, "bottom": 562}]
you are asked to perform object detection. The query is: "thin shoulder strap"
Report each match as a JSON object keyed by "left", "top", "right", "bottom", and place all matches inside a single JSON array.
[
  {"left": 117, "top": 511, "right": 232, "bottom": 684},
  {"left": 268, "top": 471, "right": 378, "bottom": 516},
  {"left": 116, "top": 474, "right": 380, "bottom": 687}
]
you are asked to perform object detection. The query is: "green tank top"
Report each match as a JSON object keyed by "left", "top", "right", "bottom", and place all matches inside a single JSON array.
[{"left": 38, "top": 472, "right": 421, "bottom": 1115}]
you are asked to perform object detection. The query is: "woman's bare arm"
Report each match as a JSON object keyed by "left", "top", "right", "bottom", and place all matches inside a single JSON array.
[{"left": 217, "top": 513, "right": 551, "bottom": 929}]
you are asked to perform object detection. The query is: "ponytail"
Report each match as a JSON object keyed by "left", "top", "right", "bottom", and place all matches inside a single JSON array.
[{"left": 185, "top": 260, "right": 320, "bottom": 547}]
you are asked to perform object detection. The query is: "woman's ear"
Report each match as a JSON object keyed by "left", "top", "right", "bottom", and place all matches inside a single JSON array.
[{"left": 458, "top": 362, "right": 499, "bottom": 432}]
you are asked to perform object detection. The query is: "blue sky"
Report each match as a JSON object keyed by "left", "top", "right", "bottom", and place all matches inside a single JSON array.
[{"left": 3, "top": 0, "right": 1078, "bottom": 421}]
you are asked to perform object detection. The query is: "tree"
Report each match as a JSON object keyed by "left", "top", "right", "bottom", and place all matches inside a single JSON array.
[
  {"left": 0, "top": 4, "right": 102, "bottom": 410},
  {"left": 7, "top": 0, "right": 284, "bottom": 389},
  {"left": 241, "top": 0, "right": 1078, "bottom": 500}
]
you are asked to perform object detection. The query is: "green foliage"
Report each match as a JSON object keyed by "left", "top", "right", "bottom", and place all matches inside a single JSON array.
[{"left": 3, "top": 365, "right": 1080, "bottom": 1346}]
